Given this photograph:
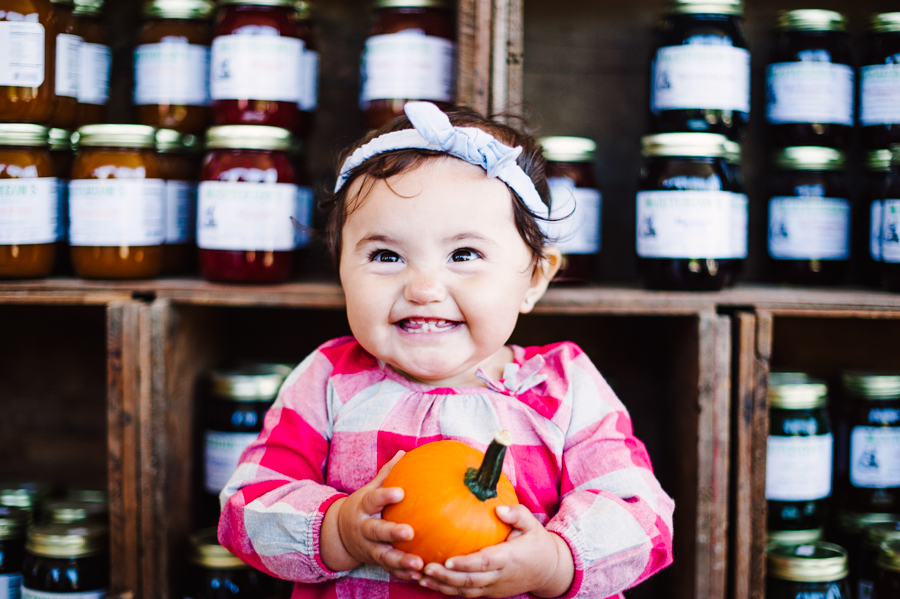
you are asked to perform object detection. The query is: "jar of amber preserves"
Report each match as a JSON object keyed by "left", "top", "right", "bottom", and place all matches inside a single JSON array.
[
  {"left": 198, "top": 125, "right": 310, "bottom": 283},
  {"left": 882, "top": 147, "right": 900, "bottom": 292},
  {"left": 766, "top": 10, "right": 853, "bottom": 150},
  {"left": 72, "top": 0, "right": 111, "bottom": 126},
  {"left": 857, "top": 150, "right": 891, "bottom": 287},
  {"left": 361, "top": 0, "right": 456, "bottom": 130},
  {"left": 291, "top": 0, "right": 318, "bottom": 138},
  {"left": 875, "top": 539, "right": 900, "bottom": 597},
  {"left": 156, "top": 129, "right": 201, "bottom": 274},
  {"left": 857, "top": 520, "right": 900, "bottom": 598},
  {"left": 636, "top": 133, "right": 747, "bottom": 290},
  {"left": 182, "top": 528, "right": 274, "bottom": 599},
  {"left": 861, "top": 14, "right": 900, "bottom": 150},
  {"left": 21, "top": 523, "right": 108, "bottom": 599},
  {"left": 0, "top": 124, "right": 60, "bottom": 279},
  {"left": 135, "top": 0, "right": 215, "bottom": 134},
  {"left": 767, "top": 543, "right": 850, "bottom": 599},
  {"left": 50, "top": 0, "right": 81, "bottom": 129},
  {"left": 0, "top": 507, "right": 28, "bottom": 598},
  {"left": 650, "top": 0, "right": 749, "bottom": 141},
  {"left": 69, "top": 125, "right": 166, "bottom": 279},
  {"left": 0, "top": 0, "right": 55, "bottom": 124},
  {"left": 42, "top": 500, "right": 108, "bottom": 525}
]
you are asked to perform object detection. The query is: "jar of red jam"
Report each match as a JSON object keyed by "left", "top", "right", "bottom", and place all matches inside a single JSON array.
[
  {"left": 540, "top": 136, "right": 601, "bottom": 285},
  {"left": 361, "top": 0, "right": 456, "bottom": 130},
  {"left": 0, "top": 124, "right": 60, "bottom": 279},
  {"left": 156, "top": 129, "right": 202, "bottom": 274},
  {"left": 72, "top": 0, "right": 110, "bottom": 126},
  {"left": 21, "top": 523, "right": 109, "bottom": 599},
  {"left": 856, "top": 150, "right": 891, "bottom": 287},
  {"left": 766, "top": 10, "right": 853, "bottom": 150},
  {"left": 50, "top": 0, "right": 81, "bottom": 129},
  {"left": 875, "top": 539, "right": 900, "bottom": 597},
  {"left": 135, "top": 0, "right": 215, "bottom": 134},
  {"left": 291, "top": 0, "right": 318, "bottom": 138},
  {"left": 0, "top": 0, "right": 55, "bottom": 124},
  {"left": 198, "top": 125, "right": 309, "bottom": 283},
  {"left": 69, "top": 124, "right": 166, "bottom": 279},
  {"left": 882, "top": 147, "right": 900, "bottom": 292},
  {"left": 861, "top": 13, "right": 900, "bottom": 150}
]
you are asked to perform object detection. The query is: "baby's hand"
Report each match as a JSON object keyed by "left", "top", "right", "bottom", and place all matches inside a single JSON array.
[{"left": 418, "top": 505, "right": 575, "bottom": 598}]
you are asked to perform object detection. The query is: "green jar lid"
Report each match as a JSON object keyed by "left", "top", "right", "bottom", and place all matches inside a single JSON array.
[
  {"left": 49, "top": 128, "right": 75, "bottom": 152},
  {"left": 0, "top": 481, "right": 51, "bottom": 512},
  {"left": 838, "top": 511, "right": 900, "bottom": 534},
  {"left": 43, "top": 500, "right": 109, "bottom": 525},
  {"left": 210, "top": 363, "right": 293, "bottom": 401},
  {"left": 156, "top": 129, "right": 202, "bottom": 154},
  {"left": 768, "top": 372, "right": 828, "bottom": 410},
  {"left": 641, "top": 133, "right": 729, "bottom": 158},
  {"left": 777, "top": 9, "right": 847, "bottom": 32},
  {"left": 843, "top": 372, "right": 900, "bottom": 401},
  {"left": 667, "top": 0, "right": 742, "bottom": 16},
  {"left": 76, "top": 125, "right": 158, "bottom": 149},
  {"left": 540, "top": 137, "right": 596, "bottom": 163},
  {"left": 767, "top": 542, "right": 848, "bottom": 583},
  {"left": 205, "top": 126, "right": 293, "bottom": 152},
  {"left": 768, "top": 528, "right": 824, "bottom": 546},
  {"left": 866, "top": 149, "right": 893, "bottom": 173},
  {"left": 865, "top": 520, "right": 900, "bottom": 549},
  {"left": 144, "top": 0, "right": 216, "bottom": 19},
  {"left": 65, "top": 488, "right": 108, "bottom": 504},
  {"left": 73, "top": 0, "right": 104, "bottom": 16},
  {"left": 0, "top": 506, "right": 29, "bottom": 540},
  {"left": 878, "top": 539, "right": 900, "bottom": 573},
  {"left": 773, "top": 147, "right": 846, "bottom": 171},
  {"left": 0, "top": 124, "right": 49, "bottom": 147},
  {"left": 870, "top": 12, "right": 900, "bottom": 34}
]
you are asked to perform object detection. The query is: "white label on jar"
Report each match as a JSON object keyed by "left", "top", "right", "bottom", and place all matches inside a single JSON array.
[
  {"left": 546, "top": 177, "right": 601, "bottom": 254},
  {"left": 883, "top": 199, "right": 900, "bottom": 264},
  {"left": 766, "top": 62, "right": 854, "bottom": 125},
  {"left": 55, "top": 33, "right": 82, "bottom": 98},
  {"left": 197, "top": 181, "right": 300, "bottom": 251},
  {"left": 79, "top": 42, "right": 111, "bottom": 105},
  {"left": 0, "top": 573, "right": 22, "bottom": 599},
  {"left": 297, "top": 48, "right": 319, "bottom": 110},
  {"left": 0, "top": 21, "right": 45, "bottom": 86},
  {"left": 0, "top": 178, "right": 60, "bottom": 244},
  {"left": 21, "top": 590, "right": 106, "bottom": 599},
  {"left": 765, "top": 433, "right": 833, "bottom": 501},
  {"left": 861, "top": 64, "right": 900, "bottom": 126},
  {"left": 850, "top": 426, "right": 900, "bottom": 488},
  {"left": 166, "top": 180, "right": 197, "bottom": 244},
  {"left": 360, "top": 32, "right": 455, "bottom": 103},
  {"left": 69, "top": 179, "right": 166, "bottom": 246},
  {"left": 134, "top": 41, "right": 210, "bottom": 106},
  {"left": 204, "top": 430, "right": 259, "bottom": 494},
  {"left": 635, "top": 190, "right": 747, "bottom": 259},
  {"left": 210, "top": 34, "right": 302, "bottom": 102},
  {"left": 651, "top": 45, "right": 750, "bottom": 113},
  {"left": 871, "top": 200, "right": 883, "bottom": 261},
  {"left": 767, "top": 196, "right": 850, "bottom": 260}
]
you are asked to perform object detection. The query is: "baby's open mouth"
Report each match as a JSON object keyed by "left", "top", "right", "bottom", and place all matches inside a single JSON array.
[{"left": 397, "top": 318, "right": 460, "bottom": 333}]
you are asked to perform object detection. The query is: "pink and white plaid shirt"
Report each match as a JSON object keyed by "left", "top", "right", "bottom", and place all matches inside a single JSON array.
[{"left": 218, "top": 337, "right": 674, "bottom": 599}]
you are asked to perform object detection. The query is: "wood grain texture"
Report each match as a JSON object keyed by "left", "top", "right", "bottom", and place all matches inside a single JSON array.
[{"left": 749, "top": 311, "right": 772, "bottom": 599}]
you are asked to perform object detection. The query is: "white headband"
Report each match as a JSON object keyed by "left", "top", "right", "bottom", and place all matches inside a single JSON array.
[{"left": 334, "top": 102, "right": 549, "bottom": 223}]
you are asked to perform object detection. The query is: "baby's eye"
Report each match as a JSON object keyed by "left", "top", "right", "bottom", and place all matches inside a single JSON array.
[
  {"left": 369, "top": 249, "right": 401, "bottom": 263},
  {"left": 450, "top": 248, "right": 482, "bottom": 262}
]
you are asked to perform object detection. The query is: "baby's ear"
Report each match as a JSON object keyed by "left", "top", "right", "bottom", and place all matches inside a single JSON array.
[{"left": 520, "top": 246, "right": 563, "bottom": 313}]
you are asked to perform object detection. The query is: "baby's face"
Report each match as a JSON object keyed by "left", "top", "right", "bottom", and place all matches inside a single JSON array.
[{"left": 339, "top": 157, "right": 545, "bottom": 388}]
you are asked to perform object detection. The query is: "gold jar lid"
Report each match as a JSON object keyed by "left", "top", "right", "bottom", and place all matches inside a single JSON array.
[
  {"left": 641, "top": 133, "right": 729, "bottom": 158},
  {"left": 74, "top": 0, "right": 104, "bottom": 16},
  {"left": 189, "top": 527, "right": 249, "bottom": 569},
  {"left": 777, "top": 9, "right": 847, "bottom": 32},
  {"left": 375, "top": 0, "right": 453, "bottom": 9},
  {"left": 878, "top": 539, "right": 900, "bottom": 573},
  {"left": 0, "top": 481, "right": 51, "bottom": 511},
  {"left": 768, "top": 528, "right": 824, "bottom": 546},
  {"left": 44, "top": 500, "right": 109, "bottom": 525},
  {"left": 0, "top": 506, "right": 29, "bottom": 540},
  {"left": 838, "top": 511, "right": 900, "bottom": 534},
  {"left": 76, "top": 125, "right": 158, "bottom": 149},
  {"left": 144, "top": 0, "right": 216, "bottom": 19},
  {"left": 0, "top": 124, "right": 49, "bottom": 147},
  {"left": 866, "top": 149, "right": 893, "bottom": 173},
  {"left": 768, "top": 372, "right": 828, "bottom": 409},
  {"left": 767, "top": 543, "right": 848, "bottom": 583},
  {"left": 667, "top": 0, "right": 743, "bottom": 16},
  {"left": 773, "top": 147, "right": 846, "bottom": 171},
  {"left": 211, "top": 364, "right": 292, "bottom": 401},
  {"left": 218, "top": 0, "right": 296, "bottom": 6},
  {"left": 843, "top": 372, "right": 900, "bottom": 401},
  {"left": 27, "top": 523, "right": 108, "bottom": 558},
  {"left": 865, "top": 520, "right": 900, "bottom": 549},
  {"left": 870, "top": 12, "right": 900, "bottom": 34},
  {"left": 156, "top": 129, "right": 202, "bottom": 154},
  {"left": 205, "top": 126, "right": 293, "bottom": 152},
  {"left": 540, "top": 137, "right": 596, "bottom": 163}
]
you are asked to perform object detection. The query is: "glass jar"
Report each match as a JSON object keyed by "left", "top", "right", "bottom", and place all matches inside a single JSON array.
[
  {"left": 766, "top": 10, "right": 853, "bottom": 150},
  {"left": 135, "top": 0, "right": 215, "bottom": 134},
  {"left": 767, "top": 146, "right": 850, "bottom": 285},
  {"left": 72, "top": 0, "right": 110, "bottom": 126},
  {"left": 861, "top": 13, "right": 900, "bottom": 150},
  {"left": 156, "top": 129, "right": 202, "bottom": 274},
  {"left": 857, "top": 150, "right": 892, "bottom": 287},
  {"left": 21, "top": 523, "right": 108, "bottom": 598},
  {"left": 361, "top": 0, "right": 456, "bottom": 130},
  {"left": 0, "top": 482, "right": 51, "bottom": 520},
  {"left": 0, "top": 0, "right": 56, "bottom": 124},
  {"left": 291, "top": 0, "right": 318, "bottom": 139},
  {"left": 857, "top": 520, "right": 900, "bottom": 599},
  {"left": 0, "top": 506, "right": 28, "bottom": 599},
  {"left": 42, "top": 500, "right": 108, "bottom": 525},
  {"left": 198, "top": 125, "right": 311, "bottom": 283},
  {"left": 875, "top": 538, "right": 900, "bottom": 598},
  {"left": 636, "top": 132, "right": 747, "bottom": 290},
  {"left": 831, "top": 511, "right": 899, "bottom": 597},
  {"left": 767, "top": 543, "right": 850, "bottom": 599},
  {"left": 0, "top": 124, "right": 60, "bottom": 279},
  {"left": 182, "top": 528, "right": 274, "bottom": 599},
  {"left": 650, "top": 0, "right": 749, "bottom": 141},
  {"left": 882, "top": 147, "right": 900, "bottom": 292},
  {"left": 540, "top": 136, "right": 601, "bottom": 285},
  {"left": 766, "top": 373, "right": 833, "bottom": 535},
  {"left": 50, "top": 0, "right": 81, "bottom": 129},
  {"left": 49, "top": 127, "right": 74, "bottom": 274},
  {"left": 69, "top": 124, "right": 166, "bottom": 279}
]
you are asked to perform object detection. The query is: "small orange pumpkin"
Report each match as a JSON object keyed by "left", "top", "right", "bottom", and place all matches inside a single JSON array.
[{"left": 382, "top": 430, "right": 518, "bottom": 565}]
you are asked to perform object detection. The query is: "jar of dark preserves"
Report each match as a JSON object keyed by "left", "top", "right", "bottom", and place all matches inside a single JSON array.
[
  {"left": 767, "top": 542, "right": 850, "bottom": 599},
  {"left": 156, "top": 129, "right": 201, "bottom": 274},
  {"left": 767, "top": 146, "right": 850, "bottom": 285},
  {"left": 540, "top": 136, "right": 601, "bottom": 285},
  {"left": 882, "top": 147, "right": 900, "bottom": 292},
  {"left": 0, "top": 507, "right": 28, "bottom": 598},
  {"left": 21, "top": 523, "right": 108, "bottom": 599},
  {"left": 50, "top": 0, "right": 81, "bottom": 129},
  {"left": 636, "top": 133, "right": 747, "bottom": 290},
  {"left": 361, "top": 0, "right": 456, "bottom": 130},
  {"left": 831, "top": 511, "right": 899, "bottom": 597},
  {"left": 856, "top": 150, "right": 892, "bottom": 287},
  {"left": 135, "top": 0, "right": 215, "bottom": 134},
  {"left": 766, "top": 10, "right": 853, "bottom": 150},
  {"left": 198, "top": 125, "right": 309, "bottom": 283},
  {"left": 0, "top": 482, "right": 51, "bottom": 519},
  {"left": 650, "top": 0, "right": 749, "bottom": 141},
  {"left": 861, "top": 13, "right": 900, "bottom": 150},
  {"left": 291, "top": 0, "right": 318, "bottom": 138},
  {"left": 72, "top": 0, "right": 110, "bottom": 126},
  {"left": 0, "top": 0, "right": 55, "bottom": 124},
  {"left": 857, "top": 520, "right": 900, "bottom": 599},
  {"left": 69, "top": 124, "right": 166, "bottom": 279},
  {"left": 42, "top": 500, "right": 108, "bottom": 525},
  {"left": 875, "top": 539, "right": 900, "bottom": 598},
  {"left": 182, "top": 528, "right": 274, "bottom": 599}
]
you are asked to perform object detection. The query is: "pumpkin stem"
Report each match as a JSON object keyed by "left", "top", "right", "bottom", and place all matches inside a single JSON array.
[{"left": 464, "top": 430, "right": 513, "bottom": 502}]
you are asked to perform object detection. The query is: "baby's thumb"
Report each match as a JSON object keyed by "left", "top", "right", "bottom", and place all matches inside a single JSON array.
[
  {"left": 372, "top": 450, "right": 406, "bottom": 487},
  {"left": 496, "top": 505, "right": 536, "bottom": 531}
]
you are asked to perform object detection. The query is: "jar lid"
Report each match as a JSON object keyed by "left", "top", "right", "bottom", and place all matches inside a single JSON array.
[
  {"left": 865, "top": 520, "right": 900, "bottom": 548},
  {"left": 51, "top": 0, "right": 75, "bottom": 6},
  {"left": 26, "top": 523, "right": 108, "bottom": 558},
  {"left": 189, "top": 527, "right": 249, "bottom": 569},
  {"left": 870, "top": 12, "right": 900, "bottom": 34},
  {"left": 144, "top": 0, "right": 216, "bottom": 19},
  {"left": 724, "top": 140, "right": 741, "bottom": 164},
  {"left": 210, "top": 363, "right": 293, "bottom": 401},
  {"left": 838, "top": 511, "right": 900, "bottom": 534},
  {"left": 641, "top": 133, "right": 729, "bottom": 158},
  {"left": 878, "top": 539, "right": 900, "bottom": 573},
  {"left": 776, "top": 9, "right": 847, "bottom": 32},
  {"left": 767, "top": 528, "right": 824, "bottom": 546},
  {"left": 773, "top": 147, "right": 846, "bottom": 171},
  {"left": 65, "top": 488, "right": 108, "bottom": 504},
  {"left": 540, "top": 137, "right": 596, "bottom": 163},
  {"left": 666, "top": 0, "right": 743, "bottom": 16},
  {"left": 205, "top": 125, "right": 293, "bottom": 151},
  {"left": 0, "top": 481, "right": 51, "bottom": 511},
  {"left": 767, "top": 543, "right": 848, "bottom": 583},
  {"left": 768, "top": 372, "right": 828, "bottom": 409},
  {"left": 293, "top": 0, "right": 313, "bottom": 19},
  {"left": 76, "top": 125, "right": 158, "bottom": 149},
  {"left": 0, "top": 124, "right": 49, "bottom": 147},
  {"left": 843, "top": 372, "right": 900, "bottom": 400},
  {"left": 218, "top": 0, "right": 296, "bottom": 6},
  {"left": 374, "top": 0, "right": 453, "bottom": 9},
  {"left": 43, "top": 500, "right": 109, "bottom": 525},
  {"left": 73, "top": 0, "right": 104, "bottom": 16},
  {"left": 156, "top": 129, "right": 202, "bottom": 154},
  {"left": 866, "top": 149, "right": 893, "bottom": 173},
  {"left": 892, "top": 144, "right": 900, "bottom": 166},
  {"left": 0, "top": 506, "right": 29, "bottom": 540},
  {"left": 49, "top": 128, "right": 75, "bottom": 152}
]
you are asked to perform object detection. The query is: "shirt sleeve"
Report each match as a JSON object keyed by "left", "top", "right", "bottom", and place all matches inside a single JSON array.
[
  {"left": 544, "top": 347, "right": 675, "bottom": 599},
  {"left": 217, "top": 340, "right": 352, "bottom": 584}
]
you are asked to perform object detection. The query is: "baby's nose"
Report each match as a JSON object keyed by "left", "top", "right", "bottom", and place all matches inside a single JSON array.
[{"left": 404, "top": 270, "right": 447, "bottom": 304}]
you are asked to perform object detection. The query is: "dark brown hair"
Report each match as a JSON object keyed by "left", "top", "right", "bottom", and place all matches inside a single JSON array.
[{"left": 319, "top": 106, "right": 551, "bottom": 266}]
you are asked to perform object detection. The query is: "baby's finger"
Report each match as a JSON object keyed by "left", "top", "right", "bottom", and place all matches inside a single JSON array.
[
  {"left": 362, "top": 517, "right": 414, "bottom": 544},
  {"left": 440, "top": 547, "right": 505, "bottom": 573},
  {"left": 360, "top": 486, "right": 404, "bottom": 515},
  {"left": 420, "top": 566, "right": 499, "bottom": 597},
  {"left": 370, "top": 451, "right": 406, "bottom": 487},
  {"left": 373, "top": 544, "right": 424, "bottom": 573}
]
